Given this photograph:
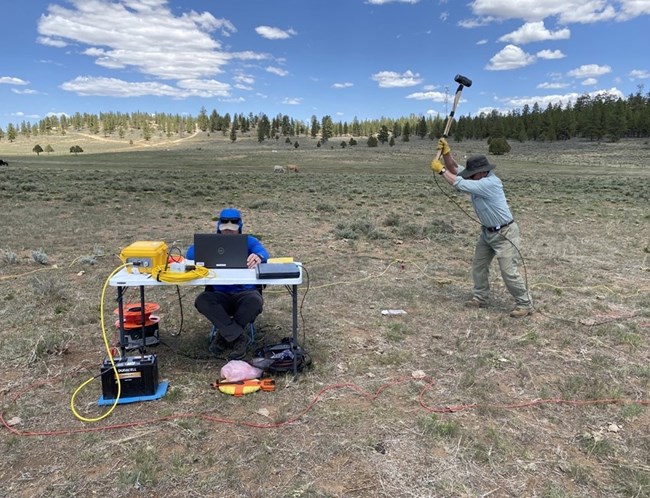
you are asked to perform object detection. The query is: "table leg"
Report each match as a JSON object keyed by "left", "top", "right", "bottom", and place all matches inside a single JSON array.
[
  {"left": 292, "top": 283, "right": 298, "bottom": 376},
  {"left": 138, "top": 285, "right": 146, "bottom": 353},
  {"left": 116, "top": 286, "right": 126, "bottom": 357}
]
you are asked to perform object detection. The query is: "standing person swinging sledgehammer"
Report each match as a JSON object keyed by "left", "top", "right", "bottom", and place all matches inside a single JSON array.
[{"left": 431, "top": 138, "right": 534, "bottom": 318}]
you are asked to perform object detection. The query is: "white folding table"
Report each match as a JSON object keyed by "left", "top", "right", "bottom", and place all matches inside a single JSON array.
[{"left": 108, "top": 264, "right": 303, "bottom": 374}]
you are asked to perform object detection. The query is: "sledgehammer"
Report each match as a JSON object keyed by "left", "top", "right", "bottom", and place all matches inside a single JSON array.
[{"left": 434, "top": 74, "right": 472, "bottom": 161}]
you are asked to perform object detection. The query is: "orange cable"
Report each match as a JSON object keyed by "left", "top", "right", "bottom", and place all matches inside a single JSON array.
[{"left": 2, "top": 375, "right": 649, "bottom": 437}]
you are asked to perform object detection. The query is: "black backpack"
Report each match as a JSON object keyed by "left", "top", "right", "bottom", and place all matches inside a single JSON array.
[{"left": 252, "top": 337, "right": 312, "bottom": 374}]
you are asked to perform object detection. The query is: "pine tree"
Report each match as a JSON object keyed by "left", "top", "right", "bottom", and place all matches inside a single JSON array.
[
  {"left": 197, "top": 106, "right": 209, "bottom": 132},
  {"left": 377, "top": 125, "right": 389, "bottom": 144},
  {"left": 416, "top": 116, "right": 428, "bottom": 138},
  {"left": 310, "top": 115, "right": 320, "bottom": 138},
  {"left": 321, "top": 115, "right": 334, "bottom": 142},
  {"left": 401, "top": 122, "right": 410, "bottom": 142},
  {"left": 7, "top": 124, "right": 17, "bottom": 142},
  {"left": 257, "top": 114, "right": 270, "bottom": 142}
]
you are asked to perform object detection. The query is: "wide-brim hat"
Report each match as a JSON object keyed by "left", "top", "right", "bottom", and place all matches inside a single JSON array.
[{"left": 459, "top": 154, "right": 496, "bottom": 179}]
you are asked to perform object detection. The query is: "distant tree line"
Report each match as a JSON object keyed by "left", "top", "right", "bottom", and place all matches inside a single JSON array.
[{"left": 1, "top": 87, "right": 648, "bottom": 145}]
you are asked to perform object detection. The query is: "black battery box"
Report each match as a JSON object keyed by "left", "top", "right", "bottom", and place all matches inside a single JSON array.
[{"left": 101, "top": 354, "right": 159, "bottom": 400}]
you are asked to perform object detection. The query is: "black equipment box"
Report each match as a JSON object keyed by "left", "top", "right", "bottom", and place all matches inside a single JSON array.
[
  {"left": 101, "top": 354, "right": 159, "bottom": 400},
  {"left": 256, "top": 262, "right": 300, "bottom": 279},
  {"left": 122, "top": 322, "right": 160, "bottom": 350}
]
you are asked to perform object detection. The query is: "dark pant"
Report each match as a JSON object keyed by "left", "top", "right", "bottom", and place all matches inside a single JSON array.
[{"left": 194, "top": 290, "right": 263, "bottom": 342}]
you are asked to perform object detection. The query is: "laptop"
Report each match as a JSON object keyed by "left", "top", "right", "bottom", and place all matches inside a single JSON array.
[
  {"left": 256, "top": 262, "right": 301, "bottom": 279},
  {"left": 193, "top": 233, "right": 249, "bottom": 268}
]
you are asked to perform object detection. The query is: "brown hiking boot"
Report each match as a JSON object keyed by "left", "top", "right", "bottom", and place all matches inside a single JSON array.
[
  {"left": 465, "top": 298, "right": 486, "bottom": 308},
  {"left": 510, "top": 307, "right": 534, "bottom": 318}
]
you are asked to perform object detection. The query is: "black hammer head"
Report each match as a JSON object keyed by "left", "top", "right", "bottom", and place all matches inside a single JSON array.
[{"left": 454, "top": 74, "right": 472, "bottom": 87}]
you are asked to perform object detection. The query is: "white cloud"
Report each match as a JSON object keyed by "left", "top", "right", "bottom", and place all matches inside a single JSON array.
[
  {"left": 176, "top": 79, "right": 231, "bottom": 96},
  {"left": 46, "top": 111, "right": 69, "bottom": 120},
  {"left": 536, "top": 49, "right": 565, "bottom": 60},
  {"left": 617, "top": 0, "right": 650, "bottom": 20},
  {"left": 499, "top": 21, "right": 570, "bottom": 44},
  {"left": 502, "top": 87, "right": 624, "bottom": 110},
  {"left": 567, "top": 64, "right": 611, "bottom": 78},
  {"left": 266, "top": 66, "right": 289, "bottom": 77},
  {"left": 629, "top": 69, "right": 650, "bottom": 80},
  {"left": 233, "top": 73, "right": 254, "bottom": 85},
  {"left": 458, "top": 17, "right": 495, "bottom": 28},
  {"left": 12, "top": 89, "right": 40, "bottom": 95},
  {"left": 477, "top": 39, "right": 489, "bottom": 45},
  {"left": 469, "top": 0, "right": 617, "bottom": 24},
  {"left": 485, "top": 45, "right": 536, "bottom": 70},
  {"left": 37, "top": 36, "right": 68, "bottom": 48},
  {"left": 371, "top": 70, "right": 422, "bottom": 88},
  {"left": 11, "top": 111, "right": 42, "bottom": 120},
  {"left": 282, "top": 97, "right": 302, "bottom": 105},
  {"left": 231, "top": 51, "right": 271, "bottom": 62},
  {"left": 220, "top": 97, "right": 245, "bottom": 103},
  {"left": 332, "top": 82, "right": 353, "bottom": 89},
  {"left": 405, "top": 91, "right": 447, "bottom": 102},
  {"left": 233, "top": 73, "right": 255, "bottom": 89},
  {"left": 0, "top": 77, "right": 30, "bottom": 85},
  {"left": 37, "top": 0, "right": 242, "bottom": 80},
  {"left": 366, "top": 0, "right": 420, "bottom": 4},
  {"left": 537, "top": 81, "right": 570, "bottom": 89},
  {"left": 60, "top": 76, "right": 231, "bottom": 98},
  {"left": 581, "top": 77, "right": 598, "bottom": 85},
  {"left": 255, "top": 26, "right": 297, "bottom": 40}
]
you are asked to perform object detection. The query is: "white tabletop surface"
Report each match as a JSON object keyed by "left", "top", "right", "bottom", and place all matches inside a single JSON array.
[{"left": 109, "top": 263, "right": 302, "bottom": 287}]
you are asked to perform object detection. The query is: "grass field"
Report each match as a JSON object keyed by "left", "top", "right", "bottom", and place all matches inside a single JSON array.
[{"left": 1, "top": 130, "right": 649, "bottom": 497}]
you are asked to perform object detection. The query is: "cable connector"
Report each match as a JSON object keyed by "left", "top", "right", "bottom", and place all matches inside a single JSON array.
[{"left": 169, "top": 262, "right": 186, "bottom": 273}]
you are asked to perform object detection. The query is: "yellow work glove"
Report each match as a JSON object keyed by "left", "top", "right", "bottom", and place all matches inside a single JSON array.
[
  {"left": 431, "top": 158, "right": 445, "bottom": 175},
  {"left": 436, "top": 137, "right": 451, "bottom": 155}
]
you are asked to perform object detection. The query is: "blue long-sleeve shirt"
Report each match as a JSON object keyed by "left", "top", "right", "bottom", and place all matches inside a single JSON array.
[
  {"left": 186, "top": 235, "right": 269, "bottom": 293},
  {"left": 453, "top": 172, "right": 513, "bottom": 228}
]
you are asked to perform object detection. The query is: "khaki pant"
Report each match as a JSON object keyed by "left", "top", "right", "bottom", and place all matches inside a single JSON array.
[{"left": 471, "top": 222, "right": 532, "bottom": 308}]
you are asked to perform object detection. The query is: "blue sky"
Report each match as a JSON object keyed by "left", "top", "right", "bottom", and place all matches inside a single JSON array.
[{"left": 1, "top": 0, "right": 649, "bottom": 130}]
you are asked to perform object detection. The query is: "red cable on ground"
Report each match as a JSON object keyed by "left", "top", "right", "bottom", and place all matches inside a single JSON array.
[{"left": 2, "top": 374, "right": 649, "bottom": 437}]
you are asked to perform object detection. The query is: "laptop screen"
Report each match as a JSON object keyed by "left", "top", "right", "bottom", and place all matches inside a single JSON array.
[{"left": 193, "top": 233, "right": 249, "bottom": 268}]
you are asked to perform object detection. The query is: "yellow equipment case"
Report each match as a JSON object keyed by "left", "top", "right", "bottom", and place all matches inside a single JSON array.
[{"left": 120, "top": 241, "right": 168, "bottom": 273}]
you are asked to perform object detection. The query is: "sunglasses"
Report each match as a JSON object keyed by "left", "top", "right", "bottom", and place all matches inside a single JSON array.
[{"left": 220, "top": 218, "right": 240, "bottom": 224}]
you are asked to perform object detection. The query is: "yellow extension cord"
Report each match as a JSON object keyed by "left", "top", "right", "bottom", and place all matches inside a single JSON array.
[
  {"left": 150, "top": 264, "right": 212, "bottom": 283},
  {"left": 70, "top": 263, "right": 127, "bottom": 422},
  {"left": 70, "top": 262, "right": 211, "bottom": 422}
]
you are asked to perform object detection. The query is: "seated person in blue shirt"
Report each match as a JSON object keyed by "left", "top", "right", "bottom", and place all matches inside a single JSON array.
[{"left": 186, "top": 208, "right": 269, "bottom": 359}]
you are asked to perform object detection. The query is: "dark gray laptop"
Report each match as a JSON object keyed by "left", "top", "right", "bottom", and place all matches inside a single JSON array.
[{"left": 193, "top": 233, "right": 248, "bottom": 268}]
